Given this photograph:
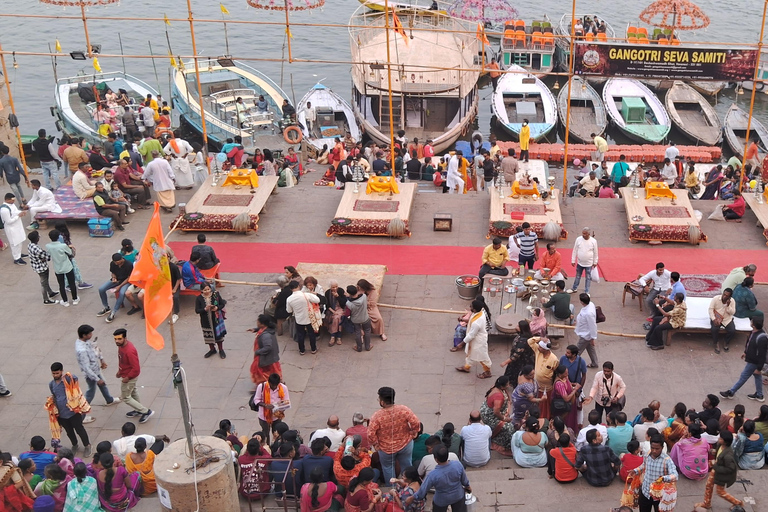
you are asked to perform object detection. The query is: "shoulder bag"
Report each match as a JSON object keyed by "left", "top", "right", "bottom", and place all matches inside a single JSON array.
[
  {"left": 558, "top": 447, "right": 577, "bottom": 469},
  {"left": 305, "top": 294, "right": 323, "bottom": 333},
  {"left": 595, "top": 305, "right": 606, "bottom": 323}
]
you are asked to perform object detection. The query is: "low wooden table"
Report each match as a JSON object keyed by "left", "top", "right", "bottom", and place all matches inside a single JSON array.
[{"left": 743, "top": 193, "right": 768, "bottom": 246}]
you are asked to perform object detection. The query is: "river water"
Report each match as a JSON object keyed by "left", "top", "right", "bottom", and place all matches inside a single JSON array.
[{"left": 1, "top": 0, "right": 766, "bottom": 147}]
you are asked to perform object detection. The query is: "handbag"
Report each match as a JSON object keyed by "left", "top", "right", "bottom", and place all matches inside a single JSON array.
[
  {"left": 552, "top": 397, "right": 572, "bottom": 414},
  {"left": 595, "top": 305, "right": 606, "bottom": 323},
  {"left": 305, "top": 294, "right": 323, "bottom": 333},
  {"left": 248, "top": 389, "right": 260, "bottom": 411}
]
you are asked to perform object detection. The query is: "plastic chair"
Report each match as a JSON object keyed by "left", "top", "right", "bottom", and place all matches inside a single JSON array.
[
  {"left": 504, "top": 29, "right": 516, "bottom": 44},
  {"left": 663, "top": 28, "right": 673, "bottom": 37},
  {"left": 515, "top": 19, "right": 525, "bottom": 29},
  {"left": 626, "top": 32, "right": 637, "bottom": 39},
  {"left": 542, "top": 21, "right": 551, "bottom": 28},
  {"left": 543, "top": 32, "right": 555, "bottom": 47},
  {"left": 586, "top": 32, "right": 595, "bottom": 41},
  {"left": 657, "top": 38, "right": 669, "bottom": 45},
  {"left": 597, "top": 32, "right": 607, "bottom": 41},
  {"left": 670, "top": 37, "right": 681, "bottom": 46},
  {"left": 637, "top": 27, "right": 648, "bottom": 37},
  {"left": 628, "top": 36, "right": 638, "bottom": 44},
  {"left": 652, "top": 28, "right": 662, "bottom": 38},
  {"left": 543, "top": 26, "right": 554, "bottom": 33},
  {"left": 532, "top": 20, "right": 542, "bottom": 28},
  {"left": 627, "top": 25, "right": 638, "bottom": 36},
  {"left": 504, "top": 21, "right": 516, "bottom": 31},
  {"left": 638, "top": 36, "right": 650, "bottom": 45},
  {"left": 515, "top": 30, "right": 527, "bottom": 48}
]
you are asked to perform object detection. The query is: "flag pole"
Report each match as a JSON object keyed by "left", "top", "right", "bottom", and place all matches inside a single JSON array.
[
  {"left": 384, "top": 2, "right": 396, "bottom": 165},
  {"left": 186, "top": 0, "right": 210, "bottom": 172},
  {"left": 169, "top": 321, "right": 195, "bottom": 458},
  {"left": 561, "top": 0, "right": 577, "bottom": 196},
  {"left": 0, "top": 44, "right": 29, "bottom": 176},
  {"left": 741, "top": 0, "right": 768, "bottom": 192}
]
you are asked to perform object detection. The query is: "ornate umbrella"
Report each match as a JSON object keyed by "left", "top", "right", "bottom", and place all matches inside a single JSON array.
[
  {"left": 638, "top": 0, "right": 710, "bottom": 31},
  {"left": 447, "top": 0, "right": 519, "bottom": 23},
  {"left": 245, "top": 0, "right": 325, "bottom": 62}
]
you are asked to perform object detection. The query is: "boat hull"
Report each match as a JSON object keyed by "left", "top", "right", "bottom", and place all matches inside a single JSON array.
[
  {"left": 492, "top": 64, "right": 558, "bottom": 142},
  {"left": 724, "top": 104, "right": 768, "bottom": 159},
  {"left": 297, "top": 84, "right": 361, "bottom": 152},
  {"left": 557, "top": 76, "right": 607, "bottom": 144},
  {"left": 602, "top": 78, "right": 670, "bottom": 144},
  {"left": 664, "top": 82, "right": 722, "bottom": 147}
]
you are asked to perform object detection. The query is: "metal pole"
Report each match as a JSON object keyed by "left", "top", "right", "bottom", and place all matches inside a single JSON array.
[
  {"left": 284, "top": 0, "right": 293, "bottom": 63},
  {"left": 561, "top": 0, "right": 577, "bottom": 196},
  {"left": 0, "top": 44, "right": 29, "bottom": 177},
  {"left": 186, "top": 0, "right": 210, "bottom": 171},
  {"left": 118, "top": 33, "right": 126, "bottom": 74},
  {"left": 80, "top": 1, "right": 93, "bottom": 57},
  {"left": 741, "top": 0, "right": 768, "bottom": 192},
  {"left": 148, "top": 41, "right": 162, "bottom": 96},
  {"left": 384, "top": 3, "right": 396, "bottom": 164},
  {"left": 169, "top": 322, "right": 195, "bottom": 458}
]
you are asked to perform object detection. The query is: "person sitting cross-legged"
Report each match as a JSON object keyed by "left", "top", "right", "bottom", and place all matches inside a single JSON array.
[{"left": 478, "top": 237, "right": 509, "bottom": 287}]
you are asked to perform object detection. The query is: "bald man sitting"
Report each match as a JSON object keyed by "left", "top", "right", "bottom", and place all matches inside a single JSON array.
[
  {"left": 459, "top": 410, "right": 492, "bottom": 467},
  {"left": 310, "top": 415, "right": 347, "bottom": 452}
]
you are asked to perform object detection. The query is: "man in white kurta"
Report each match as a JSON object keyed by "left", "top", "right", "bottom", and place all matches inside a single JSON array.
[
  {"left": 446, "top": 154, "right": 464, "bottom": 194},
  {"left": 164, "top": 137, "right": 195, "bottom": 189},
  {"left": 26, "top": 180, "right": 61, "bottom": 229},
  {"left": 0, "top": 194, "right": 28, "bottom": 264},
  {"left": 456, "top": 308, "right": 491, "bottom": 378},
  {"left": 143, "top": 151, "right": 176, "bottom": 211}
]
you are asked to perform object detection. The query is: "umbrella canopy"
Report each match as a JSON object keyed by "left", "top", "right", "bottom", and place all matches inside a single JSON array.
[
  {"left": 245, "top": 0, "right": 324, "bottom": 10},
  {"left": 447, "top": 0, "right": 519, "bottom": 23},
  {"left": 638, "top": 0, "right": 710, "bottom": 31}
]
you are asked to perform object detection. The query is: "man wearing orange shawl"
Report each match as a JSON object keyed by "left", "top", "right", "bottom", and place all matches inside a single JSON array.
[
  {"left": 253, "top": 373, "right": 290, "bottom": 443},
  {"left": 163, "top": 135, "right": 195, "bottom": 189},
  {"left": 48, "top": 363, "right": 92, "bottom": 456}
]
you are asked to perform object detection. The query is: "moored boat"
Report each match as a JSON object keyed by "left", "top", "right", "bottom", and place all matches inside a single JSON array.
[
  {"left": 741, "top": 53, "right": 768, "bottom": 92},
  {"left": 664, "top": 81, "right": 721, "bottom": 146},
  {"left": 557, "top": 76, "right": 606, "bottom": 143},
  {"left": 357, "top": 0, "right": 446, "bottom": 14},
  {"left": 492, "top": 64, "right": 557, "bottom": 141},
  {"left": 171, "top": 59, "right": 289, "bottom": 150},
  {"left": 297, "top": 83, "right": 360, "bottom": 152},
  {"left": 53, "top": 71, "right": 158, "bottom": 145},
  {"left": 602, "top": 77, "right": 670, "bottom": 144},
  {"left": 724, "top": 104, "right": 768, "bottom": 159},
  {"left": 498, "top": 18, "right": 555, "bottom": 77},
  {"left": 349, "top": 8, "right": 480, "bottom": 153},
  {"left": 553, "top": 13, "right": 616, "bottom": 72},
  {"left": 689, "top": 81, "right": 726, "bottom": 97}
]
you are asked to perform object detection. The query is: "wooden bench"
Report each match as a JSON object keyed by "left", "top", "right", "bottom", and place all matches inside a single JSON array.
[
  {"left": 179, "top": 263, "right": 222, "bottom": 296},
  {"left": 662, "top": 297, "right": 752, "bottom": 345}
]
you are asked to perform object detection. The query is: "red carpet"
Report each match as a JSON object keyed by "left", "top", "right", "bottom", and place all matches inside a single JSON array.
[{"left": 169, "top": 242, "right": 767, "bottom": 283}]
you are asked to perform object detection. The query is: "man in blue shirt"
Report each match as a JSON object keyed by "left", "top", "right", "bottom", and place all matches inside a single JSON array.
[
  {"left": 408, "top": 445, "right": 471, "bottom": 512},
  {"left": 559, "top": 345, "right": 588, "bottom": 390},
  {"left": 0, "top": 145, "right": 28, "bottom": 202},
  {"left": 182, "top": 252, "right": 214, "bottom": 291},
  {"left": 18, "top": 436, "right": 56, "bottom": 477}
]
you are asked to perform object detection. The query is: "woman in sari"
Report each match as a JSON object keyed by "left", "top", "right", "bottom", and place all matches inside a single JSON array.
[
  {"left": 511, "top": 417, "right": 548, "bottom": 468},
  {"left": 249, "top": 314, "right": 282, "bottom": 385},
  {"left": 384, "top": 466, "right": 424, "bottom": 512},
  {"left": 96, "top": 453, "right": 141, "bottom": 511},
  {"left": 450, "top": 310, "right": 471, "bottom": 352},
  {"left": 733, "top": 420, "right": 765, "bottom": 470},
  {"left": 316, "top": 144, "right": 330, "bottom": 165},
  {"left": 529, "top": 309, "right": 547, "bottom": 337},
  {"left": 551, "top": 365, "right": 580, "bottom": 432},
  {"left": 480, "top": 376, "right": 515, "bottom": 456},
  {"left": 344, "top": 468, "right": 383, "bottom": 512},
  {"left": 35, "top": 463, "right": 72, "bottom": 512},
  {"left": 500, "top": 320, "right": 534, "bottom": 386},
  {"left": 700, "top": 164, "right": 724, "bottom": 200},
  {"left": 358, "top": 279, "right": 387, "bottom": 341},
  {"left": 669, "top": 423, "right": 709, "bottom": 480},
  {"left": 194, "top": 283, "right": 228, "bottom": 359},
  {"left": 511, "top": 365, "right": 542, "bottom": 427},
  {"left": 125, "top": 438, "right": 156, "bottom": 494},
  {"left": 300, "top": 466, "right": 339, "bottom": 512},
  {"left": 664, "top": 402, "right": 689, "bottom": 451},
  {"left": 324, "top": 281, "right": 346, "bottom": 346},
  {"left": 64, "top": 462, "right": 102, "bottom": 512}
]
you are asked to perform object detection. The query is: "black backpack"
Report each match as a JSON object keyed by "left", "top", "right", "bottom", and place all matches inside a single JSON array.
[{"left": 0, "top": 204, "right": 10, "bottom": 229}]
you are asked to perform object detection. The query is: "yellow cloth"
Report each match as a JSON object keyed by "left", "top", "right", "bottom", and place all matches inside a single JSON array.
[
  {"left": 520, "top": 125, "right": 531, "bottom": 151},
  {"left": 365, "top": 176, "right": 399, "bottom": 194},
  {"left": 684, "top": 172, "right": 700, "bottom": 188},
  {"left": 98, "top": 124, "right": 111, "bottom": 137},
  {"left": 222, "top": 169, "right": 259, "bottom": 188},
  {"left": 125, "top": 450, "right": 157, "bottom": 494},
  {"left": 482, "top": 244, "right": 508, "bottom": 267},
  {"left": 645, "top": 181, "right": 676, "bottom": 200},
  {"left": 593, "top": 135, "right": 608, "bottom": 153},
  {"left": 511, "top": 181, "right": 537, "bottom": 196}
]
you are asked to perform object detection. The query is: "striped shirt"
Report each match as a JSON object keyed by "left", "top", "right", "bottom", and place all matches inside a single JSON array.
[{"left": 514, "top": 231, "right": 538, "bottom": 257}]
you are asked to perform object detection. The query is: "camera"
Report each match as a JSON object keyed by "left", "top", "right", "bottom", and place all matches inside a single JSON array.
[{"left": 600, "top": 395, "right": 611, "bottom": 407}]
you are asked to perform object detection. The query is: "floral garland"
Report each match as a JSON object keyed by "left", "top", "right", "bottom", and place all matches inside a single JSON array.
[
  {"left": 245, "top": 0, "right": 324, "bottom": 10},
  {"left": 332, "top": 217, "right": 352, "bottom": 226},
  {"left": 184, "top": 212, "right": 205, "bottom": 221},
  {"left": 632, "top": 224, "right": 652, "bottom": 232},
  {"left": 40, "top": 0, "right": 119, "bottom": 5}
]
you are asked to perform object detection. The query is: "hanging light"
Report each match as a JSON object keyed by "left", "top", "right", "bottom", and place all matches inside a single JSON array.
[
  {"left": 553, "top": 80, "right": 560, "bottom": 90},
  {"left": 737, "top": 84, "right": 744, "bottom": 95}
]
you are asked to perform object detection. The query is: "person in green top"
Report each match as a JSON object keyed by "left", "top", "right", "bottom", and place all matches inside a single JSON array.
[
  {"left": 732, "top": 278, "right": 761, "bottom": 319},
  {"left": 138, "top": 134, "right": 163, "bottom": 164},
  {"left": 18, "top": 458, "right": 43, "bottom": 490},
  {"left": 610, "top": 154, "right": 630, "bottom": 192},
  {"left": 411, "top": 422, "right": 430, "bottom": 466},
  {"left": 540, "top": 280, "right": 574, "bottom": 323},
  {"left": 422, "top": 156, "right": 435, "bottom": 181}
]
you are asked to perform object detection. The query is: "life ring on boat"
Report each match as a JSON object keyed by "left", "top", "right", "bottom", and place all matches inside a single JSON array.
[
  {"left": 155, "top": 127, "right": 173, "bottom": 139},
  {"left": 283, "top": 126, "right": 303, "bottom": 144},
  {"left": 755, "top": 81, "right": 765, "bottom": 92}
]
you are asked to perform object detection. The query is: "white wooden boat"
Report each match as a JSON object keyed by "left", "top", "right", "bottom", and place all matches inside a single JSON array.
[
  {"left": 741, "top": 53, "right": 768, "bottom": 91},
  {"left": 498, "top": 18, "right": 556, "bottom": 77},
  {"left": 53, "top": 71, "right": 157, "bottom": 145},
  {"left": 297, "top": 83, "right": 360, "bottom": 152},
  {"left": 602, "top": 77, "right": 671, "bottom": 143},
  {"left": 689, "top": 81, "right": 726, "bottom": 97},
  {"left": 724, "top": 104, "right": 768, "bottom": 159},
  {"left": 172, "top": 59, "right": 289, "bottom": 150},
  {"left": 553, "top": 13, "right": 616, "bottom": 72},
  {"left": 357, "top": 0, "right": 447, "bottom": 13},
  {"left": 557, "top": 76, "right": 606, "bottom": 143},
  {"left": 349, "top": 8, "right": 480, "bottom": 153},
  {"left": 664, "top": 81, "right": 722, "bottom": 146},
  {"left": 492, "top": 64, "right": 557, "bottom": 141}
]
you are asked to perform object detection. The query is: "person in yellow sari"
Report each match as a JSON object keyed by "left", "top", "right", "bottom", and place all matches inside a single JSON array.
[
  {"left": 457, "top": 151, "right": 471, "bottom": 194},
  {"left": 125, "top": 437, "right": 156, "bottom": 494},
  {"left": 519, "top": 119, "right": 531, "bottom": 163}
]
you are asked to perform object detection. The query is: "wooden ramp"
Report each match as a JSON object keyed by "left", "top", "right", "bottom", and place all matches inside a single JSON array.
[
  {"left": 327, "top": 183, "right": 417, "bottom": 237},
  {"left": 622, "top": 187, "right": 706, "bottom": 244},
  {"left": 743, "top": 193, "right": 768, "bottom": 246},
  {"left": 295, "top": 262, "right": 387, "bottom": 293},
  {"left": 172, "top": 174, "right": 278, "bottom": 232}
]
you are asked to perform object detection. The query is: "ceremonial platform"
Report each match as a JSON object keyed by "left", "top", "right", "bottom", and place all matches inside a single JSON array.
[
  {"left": 743, "top": 190, "right": 768, "bottom": 246},
  {"left": 622, "top": 183, "right": 707, "bottom": 244},
  {"left": 326, "top": 178, "right": 417, "bottom": 237}
]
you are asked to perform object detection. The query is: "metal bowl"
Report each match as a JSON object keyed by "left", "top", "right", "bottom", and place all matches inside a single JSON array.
[
  {"left": 524, "top": 280, "right": 536, "bottom": 287},
  {"left": 512, "top": 278, "right": 524, "bottom": 287},
  {"left": 489, "top": 277, "right": 504, "bottom": 286},
  {"left": 540, "top": 279, "right": 550, "bottom": 286}
]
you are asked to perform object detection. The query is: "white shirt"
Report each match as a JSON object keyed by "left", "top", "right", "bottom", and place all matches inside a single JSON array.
[
  {"left": 310, "top": 427, "right": 346, "bottom": 452},
  {"left": 164, "top": 139, "right": 194, "bottom": 158},
  {"left": 460, "top": 423, "right": 492, "bottom": 467},
  {"left": 28, "top": 187, "right": 61, "bottom": 213},
  {"left": 665, "top": 146, "right": 679, "bottom": 161},
  {"left": 633, "top": 420, "right": 669, "bottom": 444},
  {"left": 113, "top": 434, "right": 156, "bottom": 458},
  {"left": 575, "top": 424, "right": 607, "bottom": 451},
  {"left": 304, "top": 106, "right": 316, "bottom": 123},
  {"left": 447, "top": 156, "right": 461, "bottom": 184},
  {"left": 574, "top": 302, "right": 597, "bottom": 340},
  {"left": 417, "top": 452, "right": 459, "bottom": 478},
  {"left": 661, "top": 163, "right": 677, "bottom": 183},
  {"left": 639, "top": 269, "right": 672, "bottom": 291},
  {"left": 140, "top": 106, "right": 156, "bottom": 127},
  {"left": 286, "top": 291, "right": 320, "bottom": 325},
  {"left": 0, "top": 202, "right": 25, "bottom": 245},
  {"left": 143, "top": 158, "right": 176, "bottom": 191},
  {"left": 72, "top": 171, "right": 95, "bottom": 199},
  {"left": 571, "top": 236, "right": 598, "bottom": 267}
]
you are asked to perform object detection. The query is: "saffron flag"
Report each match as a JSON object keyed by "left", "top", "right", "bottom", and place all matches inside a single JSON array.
[
  {"left": 128, "top": 203, "right": 173, "bottom": 350},
  {"left": 477, "top": 23, "right": 489, "bottom": 45},
  {"left": 169, "top": 54, "right": 177, "bottom": 69},
  {"left": 55, "top": 40, "right": 62, "bottom": 53},
  {"left": 220, "top": 3, "right": 230, "bottom": 15},
  {"left": 92, "top": 57, "right": 102, "bottom": 73},
  {"left": 163, "top": 13, "right": 171, "bottom": 26},
  {"left": 392, "top": 11, "right": 408, "bottom": 46}
]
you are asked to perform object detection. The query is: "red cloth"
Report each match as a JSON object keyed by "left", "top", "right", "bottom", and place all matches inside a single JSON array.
[
  {"left": 117, "top": 340, "right": 141, "bottom": 380},
  {"left": 726, "top": 196, "right": 746, "bottom": 217},
  {"left": 345, "top": 425, "right": 371, "bottom": 450},
  {"left": 227, "top": 147, "right": 246, "bottom": 167},
  {"left": 0, "top": 485, "right": 35, "bottom": 512}
]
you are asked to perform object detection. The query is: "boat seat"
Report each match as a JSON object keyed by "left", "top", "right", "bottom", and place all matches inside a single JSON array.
[
  {"left": 531, "top": 30, "right": 544, "bottom": 49},
  {"left": 627, "top": 25, "right": 638, "bottom": 36},
  {"left": 542, "top": 21, "right": 551, "bottom": 28},
  {"left": 663, "top": 28, "right": 673, "bottom": 36},
  {"left": 636, "top": 27, "right": 648, "bottom": 37},
  {"left": 670, "top": 37, "right": 681, "bottom": 46},
  {"left": 657, "top": 38, "right": 669, "bottom": 45},
  {"left": 514, "top": 19, "right": 525, "bottom": 29},
  {"left": 638, "top": 36, "right": 650, "bottom": 44},
  {"left": 515, "top": 30, "right": 527, "bottom": 48},
  {"left": 504, "top": 21, "right": 516, "bottom": 30},
  {"left": 652, "top": 28, "right": 662, "bottom": 38},
  {"left": 586, "top": 32, "right": 595, "bottom": 41},
  {"left": 504, "top": 29, "right": 516, "bottom": 43},
  {"left": 532, "top": 21, "right": 542, "bottom": 28},
  {"left": 626, "top": 32, "right": 637, "bottom": 39},
  {"left": 543, "top": 32, "right": 555, "bottom": 47},
  {"left": 543, "top": 26, "right": 553, "bottom": 33},
  {"left": 597, "top": 32, "right": 607, "bottom": 41},
  {"left": 627, "top": 36, "right": 638, "bottom": 44}
]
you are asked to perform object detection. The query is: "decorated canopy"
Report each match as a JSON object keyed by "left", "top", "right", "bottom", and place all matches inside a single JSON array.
[
  {"left": 245, "top": 0, "right": 324, "bottom": 10},
  {"left": 639, "top": 0, "right": 710, "bottom": 31},
  {"left": 447, "top": 0, "right": 519, "bottom": 23}
]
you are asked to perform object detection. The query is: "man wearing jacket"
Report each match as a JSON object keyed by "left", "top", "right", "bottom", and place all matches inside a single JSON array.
[
  {"left": 75, "top": 324, "right": 119, "bottom": 419},
  {"left": 113, "top": 328, "right": 153, "bottom": 424},
  {"left": 346, "top": 285, "right": 372, "bottom": 352},
  {"left": 695, "top": 430, "right": 743, "bottom": 510},
  {"left": 720, "top": 316, "right": 768, "bottom": 402}
]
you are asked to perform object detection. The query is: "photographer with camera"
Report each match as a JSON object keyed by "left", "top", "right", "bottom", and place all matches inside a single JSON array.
[{"left": 583, "top": 361, "right": 626, "bottom": 422}]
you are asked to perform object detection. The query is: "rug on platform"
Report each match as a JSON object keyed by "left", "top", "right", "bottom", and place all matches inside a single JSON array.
[
  {"left": 504, "top": 203, "right": 546, "bottom": 215},
  {"left": 353, "top": 200, "right": 399, "bottom": 213},
  {"left": 645, "top": 205, "right": 690, "bottom": 218},
  {"left": 680, "top": 274, "right": 726, "bottom": 298},
  {"left": 203, "top": 194, "right": 253, "bottom": 207}
]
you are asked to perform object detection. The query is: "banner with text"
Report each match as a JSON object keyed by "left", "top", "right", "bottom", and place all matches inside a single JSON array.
[{"left": 573, "top": 43, "right": 757, "bottom": 81}]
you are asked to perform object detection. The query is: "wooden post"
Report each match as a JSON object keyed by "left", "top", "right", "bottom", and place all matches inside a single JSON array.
[{"left": 0, "top": 44, "right": 28, "bottom": 174}]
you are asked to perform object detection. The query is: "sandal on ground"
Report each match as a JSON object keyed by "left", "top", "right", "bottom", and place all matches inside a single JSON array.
[
  {"left": 336, "top": 338, "right": 343, "bottom": 345},
  {"left": 478, "top": 371, "right": 493, "bottom": 379},
  {"left": 455, "top": 366, "right": 470, "bottom": 373},
  {"left": 450, "top": 346, "right": 462, "bottom": 352},
  {"left": 587, "top": 363, "right": 598, "bottom": 368},
  {"left": 329, "top": 338, "right": 336, "bottom": 347},
  {"left": 380, "top": 334, "right": 388, "bottom": 341}
]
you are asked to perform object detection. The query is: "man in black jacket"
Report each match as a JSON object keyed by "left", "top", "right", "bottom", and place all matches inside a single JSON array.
[
  {"left": 720, "top": 316, "right": 768, "bottom": 402},
  {"left": 695, "top": 430, "right": 744, "bottom": 510}
]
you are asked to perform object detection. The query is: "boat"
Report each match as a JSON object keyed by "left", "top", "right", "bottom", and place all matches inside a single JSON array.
[
  {"left": 602, "top": 77, "right": 671, "bottom": 144},
  {"left": 349, "top": 8, "right": 480, "bottom": 153},
  {"left": 557, "top": 76, "right": 607, "bottom": 143},
  {"left": 723, "top": 104, "right": 768, "bottom": 159},
  {"left": 357, "top": 0, "right": 446, "bottom": 14},
  {"left": 171, "top": 59, "right": 289, "bottom": 150},
  {"left": 497, "top": 18, "right": 556, "bottom": 76},
  {"left": 296, "top": 83, "right": 361, "bottom": 152},
  {"left": 689, "top": 81, "right": 726, "bottom": 97},
  {"left": 492, "top": 64, "right": 557, "bottom": 141},
  {"left": 741, "top": 53, "right": 768, "bottom": 91},
  {"left": 639, "top": 79, "right": 673, "bottom": 91},
  {"left": 53, "top": 71, "right": 158, "bottom": 145},
  {"left": 664, "top": 81, "right": 722, "bottom": 146},
  {"left": 553, "top": 14, "right": 616, "bottom": 72}
]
